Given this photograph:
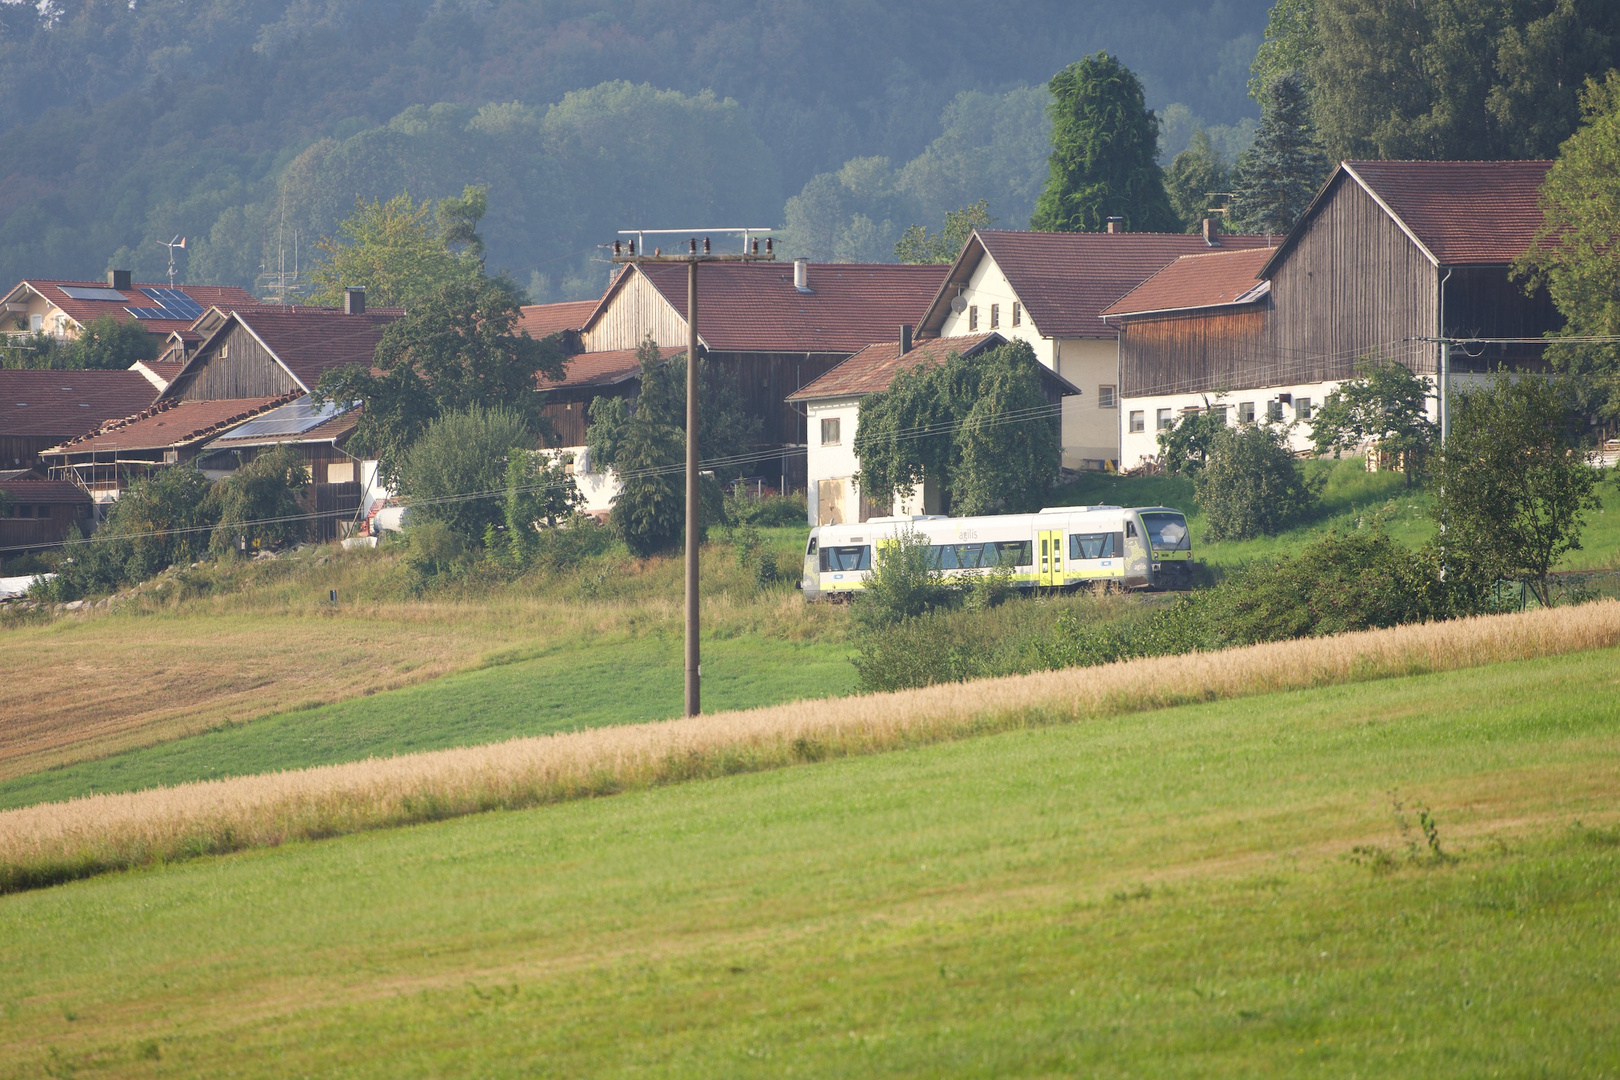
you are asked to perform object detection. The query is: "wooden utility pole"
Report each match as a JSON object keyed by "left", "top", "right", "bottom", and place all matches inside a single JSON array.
[{"left": 612, "top": 229, "right": 774, "bottom": 716}]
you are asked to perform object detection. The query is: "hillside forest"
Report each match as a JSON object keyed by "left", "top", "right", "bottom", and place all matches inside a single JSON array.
[{"left": 1, "top": 0, "right": 1616, "bottom": 303}]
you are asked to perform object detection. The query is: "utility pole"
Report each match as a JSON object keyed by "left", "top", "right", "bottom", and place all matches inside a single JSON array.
[{"left": 611, "top": 228, "right": 774, "bottom": 717}]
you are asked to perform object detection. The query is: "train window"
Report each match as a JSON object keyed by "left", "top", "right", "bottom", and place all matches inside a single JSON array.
[
  {"left": 806, "top": 537, "right": 818, "bottom": 556},
  {"left": 956, "top": 543, "right": 987, "bottom": 568},
  {"left": 1140, "top": 512, "right": 1191, "bottom": 550},
  {"left": 1125, "top": 521, "right": 1138, "bottom": 538},
  {"left": 928, "top": 545, "right": 961, "bottom": 570},
  {"left": 993, "top": 541, "right": 1032, "bottom": 567},
  {"left": 1069, "top": 533, "right": 1116, "bottom": 560},
  {"left": 819, "top": 545, "right": 871, "bottom": 572}
]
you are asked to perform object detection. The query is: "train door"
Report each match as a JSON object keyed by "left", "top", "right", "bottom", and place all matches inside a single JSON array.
[
  {"left": 1038, "top": 529, "right": 1063, "bottom": 587},
  {"left": 1123, "top": 518, "right": 1151, "bottom": 587}
]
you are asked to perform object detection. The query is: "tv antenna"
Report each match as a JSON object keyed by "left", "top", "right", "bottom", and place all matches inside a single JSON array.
[{"left": 158, "top": 236, "right": 187, "bottom": 288}]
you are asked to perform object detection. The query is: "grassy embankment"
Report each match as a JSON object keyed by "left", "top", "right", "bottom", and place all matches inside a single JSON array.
[
  {"left": 1, "top": 459, "right": 1612, "bottom": 811},
  {"left": 2, "top": 639, "right": 1618, "bottom": 1075},
  {"left": 4, "top": 602, "right": 1617, "bottom": 893}
]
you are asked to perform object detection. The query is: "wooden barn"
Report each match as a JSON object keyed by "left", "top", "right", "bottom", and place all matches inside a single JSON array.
[
  {"left": 1106, "top": 160, "right": 1561, "bottom": 467},
  {"left": 567, "top": 260, "right": 949, "bottom": 489},
  {"left": 0, "top": 478, "right": 94, "bottom": 553},
  {"left": 0, "top": 369, "right": 159, "bottom": 471}
]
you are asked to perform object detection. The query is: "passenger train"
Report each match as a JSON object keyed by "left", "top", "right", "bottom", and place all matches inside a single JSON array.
[{"left": 802, "top": 505, "right": 1194, "bottom": 600}]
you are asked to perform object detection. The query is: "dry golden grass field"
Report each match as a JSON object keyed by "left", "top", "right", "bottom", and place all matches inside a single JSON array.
[{"left": 6, "top": 601, "right": 1617, "bottom": 894}]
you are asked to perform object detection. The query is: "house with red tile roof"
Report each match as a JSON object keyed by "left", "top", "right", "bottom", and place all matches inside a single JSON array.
[
  {"left": 576, "top": 260, "right": 949, "bottom": 489},
  {"left": 1, "top": 271, "right": 256, "bottom": 343},
  {"left": 913, "top": 229, "right": 1275, "bottom": 471},
  {"left": 1101, "top": 160, "right": 1561, "bottom": 469},
  {"left": 0, "top": 369, "right": 160, "bottom": 470},
  {"left": 785, "top": 332, "right": 1079, "bottom": 525},
  {"left": 517, "top": 299, "right": 597, "bottom": 352}
]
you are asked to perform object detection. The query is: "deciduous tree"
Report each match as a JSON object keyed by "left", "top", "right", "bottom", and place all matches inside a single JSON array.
[
  {"left": 306, "top": 188, "right": 488, "bottom": 309},
  {"left": 1030, "top": 53, "right": 1179, "bottom": 233},
  {"left": 1195, "top": 423, "right": 1316, "bottom": 540},
  {"left": 1310, "top": 357, "right": 1436, "bottom": 485},
  {"left": 1433, "top": 376, "right": 1603, "bottom": 607},
  {"left": 894, "top": 201, "right": 994, "bottom": 264}
]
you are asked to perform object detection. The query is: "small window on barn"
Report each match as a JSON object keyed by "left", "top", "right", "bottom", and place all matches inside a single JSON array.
[
  {"left": 1238, "top": 402, "right": 1255, "bottom": 423},
  {"left": 990, "top": 303, "right": 1000, "bottom": 329},
  {"left": 1129, "top": 410, "right": 1145, "bottom": 433},
  {"left": 1267, "top": 400, "right": 1284, "bottom": 422},
  {"left": 1156, "top": 408, "right": 1173, "bottom": 430},
  {"left": 1099, "top": 385, "right": 1117, "bottom": 409},
  {"left": 35, "top": 504, "right": 50, "bottom": 518},
  {"left": 1210, "top": 405, "right": 1228, "bottom": 425},
  {"left": 820, "top": 417, "right": 841, "bottom": 446},
  {"left": 1012, "top": 302, "right": 1021, "bottom": 327},
  {"left": 1295, "top": 397, "right": 1313, "bottom": 420},
  {"left": 968, "top": 305, "right": 979, "bottom": 331}
]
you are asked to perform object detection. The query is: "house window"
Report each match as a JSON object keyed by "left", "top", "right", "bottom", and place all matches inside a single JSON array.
[
  {"left": 1238, "top": 402, "right": 1255, "bottom": 423},
  {"left": 1099, "top": 385, "right": 1117, "bottom": 409},
  {"left": 1295, "top": 397, "right": 1313, "bottom": 420},
  {"left": 820, "top": 417, "right": 841, "bottom": 445},
  {"left": 1156, "top": 408, "right": 1173, "bottom": 430},
  {"left": 1129, "top": 410, "right": 1145, "bottom": 432},
  {"left": 968, "top": 305, "right": 978, "bottom": 331},
  {"left": 1012, "top": 302, "right": 1021, "bottom": 327},
  {"left": 1210, "top": 405, "right": 1228, "bottom": 425},
  {"left": 990, "top": 303, "right": 1000, "bottom": 329},
  {"left": 1267, "top": 400, "right": 1284, "bottom": 422},
  {"left": 29, "top": 313, "right": 42, "bottom": 333}
]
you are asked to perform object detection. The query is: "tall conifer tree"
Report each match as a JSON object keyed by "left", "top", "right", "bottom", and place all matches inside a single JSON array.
[
  {"left": 1030, "top": 53, "right": 1179, "bottom": 233},
  {"left": 1228, "top": 70, "right": 1329, "bottom": 235}
]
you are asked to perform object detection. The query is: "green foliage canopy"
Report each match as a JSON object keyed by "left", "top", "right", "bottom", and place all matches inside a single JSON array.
[
  {"left": 893, "top": 201, "right": 995, "bottom": 265},
  {"left": 206, "top": 445, "right": 310, "bottom": 556},
  {"left": 1433, "top": 377, "right": 1603, "bottom": 607},
  {"left": 1195, "top": 422, "right": 1317, "bottom": 540},
  {"left": 1163, "top": 131, "right": 1232, "bottom": 233},
  {"left": 314, "top": 277, "right": 568, "bottom": 482},
  {"left": 305, "top": 189, "right": 486, "bottom": 310},
  {"left": 1310, "top": 357, "right": 1436, "bottom": 485},
  {"left": 1515, "top": 72, "right": 1620, "bottom": 423},
  {"left": 1030, "top": 53, "right": 1179, "bottom": 234},
  {"left": 854, "top": 340, "right": 1061, "bottom": 516},
  {"left": 397, "top": 406, "right": 534, "bottom": 543}
]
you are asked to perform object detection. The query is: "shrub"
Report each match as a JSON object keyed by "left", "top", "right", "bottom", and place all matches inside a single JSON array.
[
  {"left": 398, "top": 405, "right": 532, "bottom": 543},
  {"left": 1195, "top": 423, "right": 1316, "bottom": 540},
  {"left": 851, "top": 527, "right": 959, "bottom": 632},
  {"left": 42, "top": 467, "right": 213, "bottom": 600},
  {"left": 207, "top": 444, "right": 310, "bottom": 556},
  {"left": 724, "top": 489, "right": 807, "bottom": 528}
]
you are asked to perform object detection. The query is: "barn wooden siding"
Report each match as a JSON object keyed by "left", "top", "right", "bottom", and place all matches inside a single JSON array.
[
  {"left": 1118, "top": 305, "right": 1270, "bottom": 397},
  {"left": 1444, "top": 266, "right": 1559, "bottom": 372},
  {"left": 1, "top": 435, "right": 61, "bottom": 469},
  {"left": 582, "top": 272, "right": 687, "bottom": 352},
  {"left": 175, "top": 325, "right": 301, "bottom": 401},
  {"left": 1266, "top": 177, "right": 1438, "bottom": 379},
  {"left": 709, "top": 351, "right": 846, "bottom": 447}
]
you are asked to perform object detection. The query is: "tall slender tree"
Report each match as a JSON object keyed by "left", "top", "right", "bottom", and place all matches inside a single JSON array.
[
  {"left": 1030, "top": 53, "right": 1179, "bottom": 233},
  {"left": 1164, "top": 130, "right": 1231, "bottom": 232},
  {"left": 1228, "top": 70, "right": 1330, "bottom": 235}
]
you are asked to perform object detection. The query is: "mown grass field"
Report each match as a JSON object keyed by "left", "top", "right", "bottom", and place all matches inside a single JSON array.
[
  {"left": 0, "top": 631, "right": 855, "bottom": 810},
  {"left": 2, "top": 646, "right": 1617, "bottom": 1076}
]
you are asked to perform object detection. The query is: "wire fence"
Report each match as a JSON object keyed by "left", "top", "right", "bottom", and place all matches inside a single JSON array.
[{"left": 1493, "top": 569, "right": 1620, "bottom": 611}]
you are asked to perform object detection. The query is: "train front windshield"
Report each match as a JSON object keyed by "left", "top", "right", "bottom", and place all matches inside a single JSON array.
[{"left": 1140, "top": 511, "right": 1190, "bottom": 551}]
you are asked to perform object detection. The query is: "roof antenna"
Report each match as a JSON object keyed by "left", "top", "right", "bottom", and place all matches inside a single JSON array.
[{"left": 158, "top": 236, "right": 187, "bottom": 289}]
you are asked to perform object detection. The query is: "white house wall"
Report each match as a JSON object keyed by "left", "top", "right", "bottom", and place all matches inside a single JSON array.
[
  {"left": 933, "top": 252, "right": 1119, "bottom": 468},
  {"left": 803, "top": 397, "right": 928, "bottom": 526},
  {"left": 1118, "top": 371, "right": 1493, "bottom": 468}
]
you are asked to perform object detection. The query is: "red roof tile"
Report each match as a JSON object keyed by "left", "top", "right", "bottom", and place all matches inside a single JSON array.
[
  {"left": 788, "top": 334, "right": 1005, "bottom": 401},
  {"left": 923, "top": 231, "right": 1276, "bottom": 340},
  {"left": 518, "top": 300, "right": 597, "bottom": 340},
  {"left": 0, "top": 370, "right": 160, "bottom": 437},
  {"left": 596, "top": 262, "right": 950, "bottom": 354},
  {"left": 0, "top": 478, "right": 92, "bottom": 503},
  {"left": 1343, "top": 160, "right": 1553, "bottom": 264},
  {"left": 47, "top": 395, "right": 297, "bottom": 455},
  {"left": 538, "top": 346, "right": 682, "bottom": 391},
  {"left": 1102, "top": 248, "right": 1274, "bottom": 318},
  {"left": 1, "top": 280, "right": 259, "bottom": 335},
  {"left": 225, "top": 307, "right": 404, "bottom": 389}
]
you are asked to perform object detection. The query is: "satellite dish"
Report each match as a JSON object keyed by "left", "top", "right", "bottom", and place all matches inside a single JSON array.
[{"left": 949, "top": 295, "right": 967, "bottom": 315}]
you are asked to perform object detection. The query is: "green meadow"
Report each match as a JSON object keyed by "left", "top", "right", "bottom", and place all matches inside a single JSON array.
[{"left": 2, "top": 646, "right": 1617, "bottom": 1077}]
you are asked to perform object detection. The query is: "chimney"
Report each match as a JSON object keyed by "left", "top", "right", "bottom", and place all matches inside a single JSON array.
[
  {"left": 108, "top": 269, "right": 132, "bottom": 291},
  {"left": 793, "top": 258, "right": 811, "bottom": 292},
  {"left": 898, "top": 324, "right": 913, "bottom": 356},
  {"left": 1202, "top": 217, "right": 1219, "bottom": 246},
  {"left": 344, "top": 286, "right": 366, "bottom": 315},
  {"left": 1105, "top": 217, "right": 1125, "bottom": 234}
]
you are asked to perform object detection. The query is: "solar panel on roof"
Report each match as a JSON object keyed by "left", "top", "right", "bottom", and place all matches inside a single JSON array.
[
  {"left": 137, "top": 287, "right": 204, "bottom": 320},
  {"left": 125, "top": 307, "right": 169, "bottom": 319},
  {"left": 58, "top": 285, "right": 130, "bottom": 302},
  {"left": 220, "top": 397, "right": 349, "bottom": 440}
]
